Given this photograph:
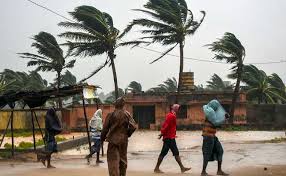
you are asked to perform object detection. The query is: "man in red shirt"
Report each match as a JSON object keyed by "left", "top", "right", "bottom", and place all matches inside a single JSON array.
[{"left": 154, "top": 104, "right": 191, "bottom": 173}]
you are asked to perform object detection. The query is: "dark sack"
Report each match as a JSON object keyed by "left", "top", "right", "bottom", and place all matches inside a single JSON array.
[{"left": 124, "top": 111, "right": 137, "bottom": 137}]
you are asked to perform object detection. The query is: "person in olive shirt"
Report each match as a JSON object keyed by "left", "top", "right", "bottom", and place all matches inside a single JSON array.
[{"left": 101, "top": 97, "right": 136, "bottom": 176}]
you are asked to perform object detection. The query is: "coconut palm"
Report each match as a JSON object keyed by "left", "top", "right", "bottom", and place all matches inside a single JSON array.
[
  {"left": 121, "top": 0, "right": 206, "bottom": 95},
  {"left": 59, "top": 5, "right": 129, "bottom": 99},
  {"left": 0, "top": 75, "right": 15, "bottom": 95},
  {"left": 104, "top": 88, "right": 125, "bottom": 104},
  {"left": 0, "top": 69, "right": 48, "bottom": 93},
  {"left": 18, "top": 32, "right": 75, "bottom": 108},
  {"left": 206, "top": 74, "right": 233, "bottom": 91},
  {"left": 127, "top": 81, "right": 142, "bottom": 93},
  {"left": 147, "top": 77, "right": 177, "bottom": 93},
  {"left": 231, "top": 65, "right": 286, "bottom": 104},
  {"left": 194, "top": 84, "right": 204, "bottom": 91},
  {"left": 207, "top": 32, "right": 245, "bottom": 122}
]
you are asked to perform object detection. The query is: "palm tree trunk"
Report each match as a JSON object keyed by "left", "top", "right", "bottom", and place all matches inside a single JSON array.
[
  {"left": 109, "top": 51, "right": 119, "bottom": 99},
  {"left": 177, "top": 42, "right": 184, "bottom": 103},
  {"left": 230, "top": 64, "right": 243, "bottom": 123},
  {"left": 57, "top": 71, "right": 62, "bottom": 109},
  {"left": 258, "top": 96, "right": 261, "bottom": 104}
]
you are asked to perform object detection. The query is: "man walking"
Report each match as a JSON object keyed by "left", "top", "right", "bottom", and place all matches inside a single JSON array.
[
  {"left": 201, "top": 100, "right": 229, "bottom": 176},
  {"left": 101, "top": 97, "right": 136, "bottom": 176},
  {"left": 154, "top": 104, "right": 191, "bottom": 174}
]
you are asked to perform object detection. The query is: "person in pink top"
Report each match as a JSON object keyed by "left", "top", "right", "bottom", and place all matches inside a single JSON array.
[{"left": 154, "top": 104, "right": 191, "bottom": 174}]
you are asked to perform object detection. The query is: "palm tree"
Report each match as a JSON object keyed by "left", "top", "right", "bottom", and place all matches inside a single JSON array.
[
  {"left": 121, "top": 0, "right": 206, "bottom": 96},
  {"left": 147, "top": 77, "right": 177, "bottom": 93},
  {"left": 0, "top": 74, "right": 16, "bottom": 95},
  {"left": 18, "top": 32, "right": 75, "bottom": 108},
  {"left": 206, "top": 74, "right": 233, "bottom": 91},
  {"left": 0, "top": 69, "right": 48, "bottom": 93},
  {"left": 60, "top": 70, "right": 77, "bottom": 86},
  {"left": 194, "top": 84, "right": 204, "bottom": 91},
  {"left": 127, "top": 81, "right": 142, "bottom": 93},
  {"left": 230, "top": 65, "right": 286, "bottom": 104},
  {"left": 105, "top": 88, "right": 125, "bottom": 104},
  {"left": 207, "top": 32, "right": 245, "bottom": 122},
  {"left": 59, "top": 6, "right": 128, "bottom": 99}
]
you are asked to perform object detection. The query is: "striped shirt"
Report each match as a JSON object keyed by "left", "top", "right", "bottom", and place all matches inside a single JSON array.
[{"left": 202, "top": 120, "right": 217, "bottom": 137}]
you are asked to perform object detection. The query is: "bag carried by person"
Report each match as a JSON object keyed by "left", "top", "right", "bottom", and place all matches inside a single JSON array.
[
  {"left": 124, "top": 111, "right": 137, "bottom": 137},
  {"left": 203, "top": 99, "right": 226, "bottom": 126}
]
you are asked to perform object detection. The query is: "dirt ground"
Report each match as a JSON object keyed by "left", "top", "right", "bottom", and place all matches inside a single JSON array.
[
  {"left": 1, "top": 131, "right": 286, "bottom": 176},
  {"left": 0, "top": 161, "right": 285, "bottom": 176}
]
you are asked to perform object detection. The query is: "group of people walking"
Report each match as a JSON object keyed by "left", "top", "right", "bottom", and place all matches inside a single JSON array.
[{"left": 39, "top": 97, "right": 229, "bottom": 176}]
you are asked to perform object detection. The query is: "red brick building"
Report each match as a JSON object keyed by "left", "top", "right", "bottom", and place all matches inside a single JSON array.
[{"left": 62, "top": 91, "right": 246, "bottom": 130}]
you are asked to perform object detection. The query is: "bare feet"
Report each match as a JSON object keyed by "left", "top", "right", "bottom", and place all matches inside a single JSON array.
[
  {"left": 96, "top": 160, "right": 104, "bottom": 164},
  {"left": 40, "top": 159, "right": 46, "bottom": 166},
  {"left": 201, "top": 172, "right": 212, "bottom": 176},
  {"left": 85, "top": 155, "right": 91, "bottom": 164},
  {"left": 47, "top": 165, "right": 56, "bottom": 169},
  {"left": 181, "top": 167, "right": 191, "bottom": 173},
  {"left": 154, "top": 169, "right": 164, "bottom": 174},
  {"left": 217, "top": 170, "right": 229, "bottom": 175}
]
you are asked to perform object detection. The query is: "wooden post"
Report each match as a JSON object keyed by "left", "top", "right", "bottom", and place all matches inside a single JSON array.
[
  {"left": 33, "top": 112, "right": 45, "bottom": 145},
  {"left": 31, "top": 110, "right": 36, "bottom": 150},
  {"left": 10, "top": 110, "right": 14, "bottom": 157},
  {"left": 82, "top": 96, "right": 92, "bottom": 153}
]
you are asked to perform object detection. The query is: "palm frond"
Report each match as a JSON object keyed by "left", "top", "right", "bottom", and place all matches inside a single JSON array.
[{"left": 150, "top": 44, "right": 177, "bottom": 64}]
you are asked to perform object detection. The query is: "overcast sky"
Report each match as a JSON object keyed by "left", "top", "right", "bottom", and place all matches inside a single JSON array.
[{"left": 1, "top": 0, "right": 286, "bottom": 93}]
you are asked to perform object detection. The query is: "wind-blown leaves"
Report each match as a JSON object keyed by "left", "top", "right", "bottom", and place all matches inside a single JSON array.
[
  {"left": 0, "top": 69, "right": 48, "bottom": 93},
  {"left": 127, "top": 81, "right": 142, "bottom": 93},
  {"left": 206, "top": 74, "right": 233, "bottom": 91},
  {"left": 229, "top": 65, "right": 286, "bottom": 104},
  {"left": 59, "top": 5, "right": 126, "bottom": 99},
  {"left": 121, "top": 0, "right": 205, "bottom": 95},
  {"left": 147, "top": 77, "right": 177, "bottom": 93},
  {"left": 207, "top": 32, "right": 245, "bottom": 121}
]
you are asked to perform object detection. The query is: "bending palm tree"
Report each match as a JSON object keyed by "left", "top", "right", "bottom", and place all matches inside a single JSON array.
[
  {"left": 229, "top": 65, "right": 286, "bottom": 104},
  {"left": 147, "top": 77, "right": 177, "bottom": 93},
  {"left": 0, "top": 69, "right": 48, "bottom": 93},
  {"left": 128, "top": 81, "right": 142, "bottom": 93},
  {"left": 121, "top": 0, "right": 206, "bottom": 96},
  {"left": 206, "top": 74, "right": 233, "bottom": 91},
  {"left": 59, "top": 6, "right": 127, "bottom": 99},
  {"left": 18, "top": 32, "right": 75, "bottom": 108},
  {"left": 207, "top": 32, "right": 245, "bottom": 122}
]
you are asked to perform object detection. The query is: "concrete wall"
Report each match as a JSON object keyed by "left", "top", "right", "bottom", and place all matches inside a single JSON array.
[
  {"left": 247, "top": 104, "right": 286, "bottom": 128},
  {"left": 0, "top": 110, "right": 47, "bottom": 130}
]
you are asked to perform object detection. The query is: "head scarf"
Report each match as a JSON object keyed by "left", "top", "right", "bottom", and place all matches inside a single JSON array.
[
  {"left": 171, "top": 104, "right": 180, "bottom": 113},
  {"left": 90, "top": 109, "right": 103, "bottom": 130}
]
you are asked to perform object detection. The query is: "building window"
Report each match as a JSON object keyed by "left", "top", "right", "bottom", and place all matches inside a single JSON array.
[{"left": 177, "top": 105, "right": 188, "bottom": 119}]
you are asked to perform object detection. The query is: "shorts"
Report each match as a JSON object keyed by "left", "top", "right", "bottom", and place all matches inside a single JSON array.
[{"left": 159, "top": 138, "right": 179, "bottom": 157}]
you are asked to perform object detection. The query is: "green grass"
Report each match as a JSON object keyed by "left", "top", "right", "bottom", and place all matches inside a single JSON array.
[
  {"left": 5, "top": 130, "right": 41, "bottom": 137},
  {"left": 0, "top": 151, "right": 12, "bottom": 159},
  {"left": 3, "top": 136, "right": 67, "bottom": 150}
]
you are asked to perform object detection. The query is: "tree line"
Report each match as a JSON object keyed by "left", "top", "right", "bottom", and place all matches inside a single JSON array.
[{"left": 0, "top": 0, "right": 285, "bottom": 120}]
